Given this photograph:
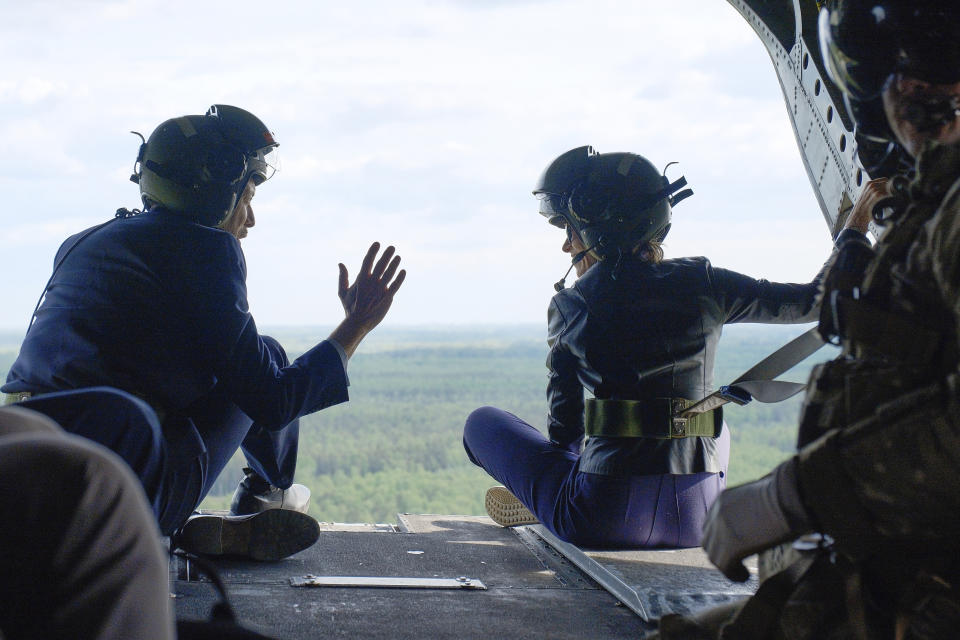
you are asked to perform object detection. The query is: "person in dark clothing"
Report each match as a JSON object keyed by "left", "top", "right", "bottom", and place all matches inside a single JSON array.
[
  {"left": 463, "top": 146, "right": 865, "bottom": 548},
  {"left": 2, "top": 105, "right": 405, "bottom": 559}
]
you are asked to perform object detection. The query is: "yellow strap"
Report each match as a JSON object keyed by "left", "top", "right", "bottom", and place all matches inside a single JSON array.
[{"left": 584, "top": 398, "right": 720, "bottom": 439}]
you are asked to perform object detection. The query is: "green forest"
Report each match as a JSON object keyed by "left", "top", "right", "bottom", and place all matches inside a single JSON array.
[{"left": 0, "top": 323, "right": 837, "bottom": 524}]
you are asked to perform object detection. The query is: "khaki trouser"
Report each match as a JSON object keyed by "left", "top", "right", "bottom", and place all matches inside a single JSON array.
[{"left": 0, "top": 406, "right": 175, "bottom": 640}]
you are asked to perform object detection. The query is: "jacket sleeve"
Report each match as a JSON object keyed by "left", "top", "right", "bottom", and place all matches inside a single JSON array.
[
  {"left": 707, "top": 245, "right": 840, "bottom": 324},
  {"left": 190, "top": 236, "right": 349, "bottom": 430},
  {"left": 546, "top": 296, "right": 585, "bottom": 449}
]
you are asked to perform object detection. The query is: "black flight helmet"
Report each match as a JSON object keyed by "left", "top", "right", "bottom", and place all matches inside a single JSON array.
[
  {"left": 819, "top": 0, "right": 960, "bottom": 142},
  {"left": 134, "top": 105, "right": 278, "bottom": 227},
  {"left": 533, "top": 146, "right": 692, "bottom": 261}
]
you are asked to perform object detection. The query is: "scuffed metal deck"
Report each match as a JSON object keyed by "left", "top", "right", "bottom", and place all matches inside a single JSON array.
[{"left": 172, "top": 514, "right": 754, "bottom": 639}]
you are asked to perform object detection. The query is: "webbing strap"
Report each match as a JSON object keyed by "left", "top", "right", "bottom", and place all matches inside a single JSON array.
[
  {"left": 835, "top": 295, "right": 943, "bottom": 365},
  {"left": 584, "top": 398, "right": 719, "bottom": 439},
  {"left": 682, "top": 327, "right": 825, "bottom": 418}
]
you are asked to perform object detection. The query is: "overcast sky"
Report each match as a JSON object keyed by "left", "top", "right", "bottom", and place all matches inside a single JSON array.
[{"left": 0, "top": 0, "right": 833, "bottom": 332}]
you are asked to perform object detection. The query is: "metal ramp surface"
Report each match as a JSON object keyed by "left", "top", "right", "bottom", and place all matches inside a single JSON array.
[
  {"left": 517, "top": 525, "right": 757, "bottom": 621},
  {"left": 172, "top": 514, "right": 756, "bottom": 639}
]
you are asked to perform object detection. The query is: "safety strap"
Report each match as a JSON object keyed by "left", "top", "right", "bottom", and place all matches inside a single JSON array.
[
  {"left": 584, "top": 397, "right": 720, "bottom": 439},
  {"left": 833, "top": 294, "right": 944, "bottom": 366},
  {"left": 681, "top": 327, "right": 826, "bottom": 419},
  {"left": 584, "top": 327, "right": 825, "bottom": 438}
]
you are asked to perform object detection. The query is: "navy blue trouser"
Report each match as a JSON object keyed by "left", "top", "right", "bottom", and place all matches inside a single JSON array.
[
  {"left": 18, "top": 337, "right": 300, "bottom": 536},
  {"left": 463, "top": 406, "right": 729, "bottom": 548}
]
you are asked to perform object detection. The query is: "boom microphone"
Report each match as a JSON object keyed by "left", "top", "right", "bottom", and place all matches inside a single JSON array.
[{"left": 554, "top": 249, "right": 590, "bottom": 292}]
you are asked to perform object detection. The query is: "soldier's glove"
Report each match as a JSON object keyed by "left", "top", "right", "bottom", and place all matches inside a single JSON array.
[{"left": 702, "top": 456, "right": 811, "bottom": 582}]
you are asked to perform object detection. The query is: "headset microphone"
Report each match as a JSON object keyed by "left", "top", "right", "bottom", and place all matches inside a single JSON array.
[
  {"left": 553, "top": 249, "right": 591, "bottom": 292},
  {"left": 554, "top": 264, "right": 575, "bottom": 292}
]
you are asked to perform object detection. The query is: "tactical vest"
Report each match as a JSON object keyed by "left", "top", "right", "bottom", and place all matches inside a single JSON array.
[
  {"left": 798, "top": 146, "right": 960, "bottom": 449},
  {"left": 783, "top": 146, "right": 960, "bottom": 639}
]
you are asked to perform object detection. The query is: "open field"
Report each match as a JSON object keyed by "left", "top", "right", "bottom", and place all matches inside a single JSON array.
[{"left": 0, "top": 323, "right": 835, "bottom": 522}]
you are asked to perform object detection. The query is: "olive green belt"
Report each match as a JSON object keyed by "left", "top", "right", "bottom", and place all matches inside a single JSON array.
[
  {"left": 3, "top": 392, "right": 32, "bottom": 405},
  {"left": 584, "top": 398, "right": 722, "bottom": 439}
]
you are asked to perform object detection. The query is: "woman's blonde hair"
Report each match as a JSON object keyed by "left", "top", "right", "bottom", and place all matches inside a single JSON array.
[{"left": 633, "top": 240, "right": 664, "bottom": 264}]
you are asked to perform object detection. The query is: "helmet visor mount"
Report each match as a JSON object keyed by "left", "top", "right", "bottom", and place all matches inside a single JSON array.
[
  {"left": 247, "top": 145, "right": 279, "bottom": 186},
  {"left": 536, "top": 192, "right": 572, "bottom": 229}
]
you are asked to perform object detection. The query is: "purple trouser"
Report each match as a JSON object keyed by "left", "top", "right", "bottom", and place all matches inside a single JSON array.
[{"left": 463, "top": 406, "right": 730, "bottom": 548}]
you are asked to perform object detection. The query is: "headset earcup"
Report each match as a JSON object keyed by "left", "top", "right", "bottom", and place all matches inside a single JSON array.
[{"left": 204, "top": 144, "right": 247, "bottom": 185}]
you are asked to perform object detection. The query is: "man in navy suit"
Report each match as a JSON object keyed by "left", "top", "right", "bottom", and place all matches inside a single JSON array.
[{"left": 3, "top": 105, "right": 405, "bottom": 559}]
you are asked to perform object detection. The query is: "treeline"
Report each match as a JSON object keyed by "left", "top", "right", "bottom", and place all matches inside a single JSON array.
[{"left": 0, "top": 324, "right": 837, "bottom": 523}]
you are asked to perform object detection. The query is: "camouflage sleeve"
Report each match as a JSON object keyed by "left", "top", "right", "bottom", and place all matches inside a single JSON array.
[
  {"left": 928, "top": 180, "right": 960, "bottom": 330},
  {"left": 797, "top": 380, "right": 960, "bottom": 559},
  {"left": 796, "top": 184, "right": 960, "bottom": 559}
]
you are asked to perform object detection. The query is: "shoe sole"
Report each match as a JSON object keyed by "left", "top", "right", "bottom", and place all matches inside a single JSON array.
[
  {"left": 177, "top": 510, "right": 321, "bottom": 561},
  {"left": 485, "top": 486, "right": 538, "bottom": 527}
]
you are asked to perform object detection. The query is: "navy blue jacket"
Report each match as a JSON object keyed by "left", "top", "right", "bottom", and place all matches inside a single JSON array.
[
  {"left": 547, "top": 253, "right": 830, "bottom": 476},
  {"left": 3, "top": 209, "right": 348, "bottom": 431}
]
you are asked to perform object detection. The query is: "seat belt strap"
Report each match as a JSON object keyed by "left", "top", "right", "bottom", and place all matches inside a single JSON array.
[{"left": 682, "top": 327, "right": 825, "bottom": 418}]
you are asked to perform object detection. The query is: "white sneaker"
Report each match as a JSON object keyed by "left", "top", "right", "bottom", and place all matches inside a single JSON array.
[{"left": 229, "top": 468, "right": 311, "bottom": 515}]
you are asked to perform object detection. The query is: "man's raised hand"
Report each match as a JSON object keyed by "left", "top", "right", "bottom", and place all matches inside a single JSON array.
[{"left": 330, "top": 242, "right": 406, "bottom": 358}]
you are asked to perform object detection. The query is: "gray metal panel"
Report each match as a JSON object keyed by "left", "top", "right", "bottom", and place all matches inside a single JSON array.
[
  {"left": 173, "top": 515, "right": 656, "bottom": 639},
  {"left": 289, "top": 575, "right": 486, "bottom": 589},
  {"left": 727, "top": 0, "right": 870, "bottom": 233},
  {"left": 523, "top": 525, "right": 757, "bottom": 622}
]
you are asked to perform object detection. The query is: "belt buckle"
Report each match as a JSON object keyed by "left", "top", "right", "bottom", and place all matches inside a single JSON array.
[
  {"left": 670, "top": 417, "right": 687, "bottom": 437},
  {"left": 670, "top": 399, "right": 688, "bottom": 437}
]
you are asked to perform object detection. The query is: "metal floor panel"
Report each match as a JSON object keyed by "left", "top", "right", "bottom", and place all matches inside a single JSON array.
[
  {"left": 173, "top": 515, "right": 654, "bottom": 639},
  {"left": 520, "top": 525, "right": 758, "bottom": 621}
]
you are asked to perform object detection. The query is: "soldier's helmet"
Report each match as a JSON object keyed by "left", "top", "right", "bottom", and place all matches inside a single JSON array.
[
  {"left": 532, "top": 146, "right": 691, "bottom": 261},
  {"left": 133, "top": 105, "right": 279, "bottom": 227},
  {"left": 818, "top": 0, "right": 960, "bottom": 141}
]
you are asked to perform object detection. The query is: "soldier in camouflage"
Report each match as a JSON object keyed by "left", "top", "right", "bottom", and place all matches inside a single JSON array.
[{"left": 655, "top": 1, "right": 960, "bottom": 638}]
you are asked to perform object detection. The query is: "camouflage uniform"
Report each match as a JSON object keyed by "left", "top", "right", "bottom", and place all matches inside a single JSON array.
[
  {"left": 787, "top": 142, "right": 960, "bottom": 638},
  {"left": 658, "top": 143, "right": 960, "bottom": 638}
]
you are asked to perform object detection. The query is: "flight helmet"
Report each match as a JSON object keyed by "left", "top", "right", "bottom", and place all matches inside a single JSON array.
[
  {"left": 133, "top": 104, "right": 279, "bottom": 226},
  {"left": 533, "top": 146, "right": 692, "bottom": 260},
  {"left": 818, "top": 0, "right": 960, "bottom": 142}
]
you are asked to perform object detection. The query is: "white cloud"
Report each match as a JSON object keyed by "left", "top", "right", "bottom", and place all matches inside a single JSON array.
[{"left": 0, "top": 0, "right": 837, "bottom": 328}]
